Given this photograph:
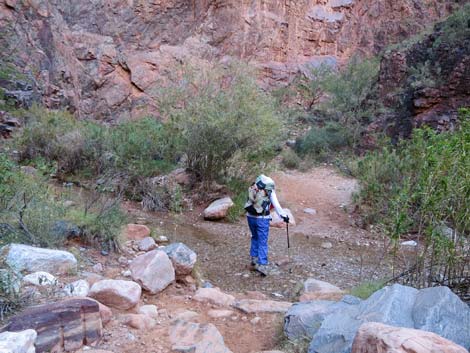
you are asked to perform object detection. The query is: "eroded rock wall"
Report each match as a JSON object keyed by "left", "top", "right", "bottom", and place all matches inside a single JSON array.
[{"left": 0, "top": 0, "right": 461, "bottom": 120}]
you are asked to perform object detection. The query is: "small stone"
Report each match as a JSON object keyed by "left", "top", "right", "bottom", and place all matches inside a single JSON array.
[
  {"left": 63, "top": 279, "right": 90, "bottom": 297},
  {"left": 250, "top": 316, "right": 261, "bottom": 325},
  {"left": 121, "top": 270, "right": 132, "bottom": 277},
  {"left": 207, "top": 309, "right": 235, "bottom": 319},
  {"left": 138, "top": 304, "right": 158, "bottom": 319},
  {"left": 321, "top": 242, "right": 333, "bottom": 249},
  {"left": 173, "top": 310, "right": 199, "bottom": 321},
  {"left": 92, "top": 263, "right": 104, "bottom": 273},
  {"left": 123, "top": 314, "right": 156, "bottom": 330},
  {"left": 401, "top": 240, "right": 417, "bottom": 247},
  {"left": 194, "top": 288, "right": 235, "bottom": 307},
  {"left": 23, "top": 271, "right": 57, "bottom": 286},
  {"left": 138, "top": 237, "right": 157, "bottom": 252},
  {"left": 156, "top": 235, "right": 169, "bottom": 243},
  {"left": 303, "top": 208, "right": 317, "bottom": 215}
]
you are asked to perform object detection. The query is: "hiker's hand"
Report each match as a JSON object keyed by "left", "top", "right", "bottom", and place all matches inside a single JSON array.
[{"left": 282, "top": 215, "right": 290, "bottom": 224}]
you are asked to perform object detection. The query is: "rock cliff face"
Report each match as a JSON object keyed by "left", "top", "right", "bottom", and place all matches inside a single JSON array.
[{"left": 0, "top": 0, "right": 460, "bottom": 120}]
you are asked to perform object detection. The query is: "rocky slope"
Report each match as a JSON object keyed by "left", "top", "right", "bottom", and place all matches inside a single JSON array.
[
  {"left": 377, "top": 7, "right": 470, "bottom": 138},
  {"left": 0, "top": 0, "right": 461, "bottom": 120}
]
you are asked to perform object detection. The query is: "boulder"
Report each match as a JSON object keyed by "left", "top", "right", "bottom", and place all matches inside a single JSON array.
[
  {"left": 285, "top": 300, "right": 336, "bottom": 340},
  {"left": 130, "top": 250, "right": 175, "bottom": 294},
  {"left": 203, "top": 197, "right": 234, "bottom": 220},
  {"left": 124, "top": 224, "right": 151, "bottom": 240},
  {"left": 270, "top": 209, "right": 296, "bottom": 228},
  {"left": 308, "top": 284, "right": 417, "bottom": 353},
  {"left": 234, "top": 299, "right": 292, "bottom": 313},
  {"left": 162, "top": 242, "right": 197, "bottom": 275},
  {"left": 1, "top": 298, "right": 101, "bottom": 353},
  {"left": 299, "top": 278, "right": 345, "bottom": 302},
  {"left": 138, "top": 304, "right": 158, "bottom": 319},
  {"left": 22, "top": 272, "right": 57, "bottom": 287},
  {"left": 351, "top": 322, "right": 468, "bottom": 353},
  {"left": 138, "top": 237, "right": 157, "bottom": 252},
  {"left": 63, "top": 280, "right": 90, "bottom": 297},
  {"left": 0, "top": 329, "right": 37, "bottom": 353},
  {"left": 285, "top": 296, "right": 361, "bottom": 341},
  {"left": 412, "top": 286, "right": 470, "bottom": 349},
  {"left": 193, "top": 288, "right": 235, "bottom": 307},
  {"left": 89, "top": 279, "right": 141, "bottom": 310},
  {"left": 2, "top": 244, "right": 77, "bottom": 275},
  {"left": 170, "top": 320, "right": 233, "bottom": 353}
]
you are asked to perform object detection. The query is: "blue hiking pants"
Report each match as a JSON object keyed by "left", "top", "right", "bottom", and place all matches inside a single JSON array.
[{"left": 247, "top": 216, "right": 270, "bottom": 265}]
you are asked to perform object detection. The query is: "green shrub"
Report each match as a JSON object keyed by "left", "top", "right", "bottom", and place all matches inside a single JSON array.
[
  {"left": 157, "top": 62, "right": 283, "bottom": 184},
  {"left": 0, "top": 268, "right": 30, "bottom": 320},
  {"left": 320, "top": 56, "right": 380, "bottom": 128},
  {"left": 281, "top": 149, "right": 301, "bottom": 169},
  {"left": 0, "top": 154, "right": 67, "bottom": 247},
  {"left": 0, "top": 153, "right": 125, "bottom": 250},
  {"left": 353, "top": 108, "right": 470, "bottom": 290},
  {"left": 295, "top": 122, "right": 352, "bottom": 157},
  {"left": 433, "top": 4, "right": 470, "bottom": 48}
]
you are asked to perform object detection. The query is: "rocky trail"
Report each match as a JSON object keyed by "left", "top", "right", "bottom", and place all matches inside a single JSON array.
[
  {"left": 1, "top": 167, "right": 469, "bottom": 353},
  {"left": 124, "top": 167, "right": 393, "bottom": 298}
]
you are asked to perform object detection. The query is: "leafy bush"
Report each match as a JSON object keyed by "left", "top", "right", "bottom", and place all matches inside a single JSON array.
[
  {"left": 157, "top": 62, "right": 283, "bottom": 184},
  {"left": 353, "top": 108, "right": 470, "bottom": 292},
  {"left": 433, "top": 3, "right": 470, "bottom": 48},
  {"left": 0, "top": 268, "right": 30, "bottom": 320},
  {"left": 320, "top": 56, "right": 380, "bottom": 128},
  {"left": 0, "top": 153, "right": 125, "bottom": 250},
  {"left": 281, "top": 149, "right": 301, "bottom": 169},
  {"left": 295, "top": 122, "right": 352, "bottom": 157}
]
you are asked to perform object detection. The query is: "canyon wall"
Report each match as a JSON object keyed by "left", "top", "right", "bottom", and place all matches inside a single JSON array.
[{"left": 0, "top": 0, "right": 462, "bottom": 120}]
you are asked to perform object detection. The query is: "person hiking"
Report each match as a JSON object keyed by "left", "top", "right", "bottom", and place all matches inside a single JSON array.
[{"left": 244, "top": 174, "right": 289, "bottom": 276}]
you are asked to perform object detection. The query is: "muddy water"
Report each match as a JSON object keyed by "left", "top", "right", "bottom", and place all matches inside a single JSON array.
[{"left": 150, "top": 215, "right": 391, "bottom": 301}]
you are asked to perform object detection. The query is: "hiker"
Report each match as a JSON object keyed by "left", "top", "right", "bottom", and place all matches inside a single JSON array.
[{"left": 245, "top": 174, "right": 289, "bottom": 276}]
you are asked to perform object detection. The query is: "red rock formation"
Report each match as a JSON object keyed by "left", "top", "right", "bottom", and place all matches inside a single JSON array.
[
  {"left": 0, "top": 0, "right": 460, "bottom": 120},
  {"left": 351, "top": 322, "right": 468, "bottom": 353}
]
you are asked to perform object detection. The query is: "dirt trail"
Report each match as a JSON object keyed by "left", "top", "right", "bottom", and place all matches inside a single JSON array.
[{"left": 81, "top": 167, "right": 393, "bottom": 353}]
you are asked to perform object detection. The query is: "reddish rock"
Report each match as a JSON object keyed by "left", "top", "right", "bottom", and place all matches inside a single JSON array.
[
  {"left": 0, "top": 298, "right": 102, "bottom": 353},
  {"left": 170, "top": 320, "right": 233, "bottom": 353},
  {"left": 234, "top": 299, "right": 292, "bottom": 313},
  {"left": 130, "top": 250, "right": 175, "bottom": 294},
  {"left": 203, "top": 197, "right": 234, "bottom": 221},
  {"left": 193, "top": 288, "right": 235, "bottom": 307},
  {"left": 124, "top": 224, "right": 151, "bottom": 240},
  {"left": 351, "top": 322, "right": 468, "bottom": 353},
  {"left": 89, "top": 279, "right": 141, "bottom": 310},
  {"left": 299, "top": 278, "right": 345, "bottom": 302}
]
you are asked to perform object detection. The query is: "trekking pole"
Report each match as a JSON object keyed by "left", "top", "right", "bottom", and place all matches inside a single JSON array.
[{"left": 286, "top": 221, "right": 291, "bottom": 262}]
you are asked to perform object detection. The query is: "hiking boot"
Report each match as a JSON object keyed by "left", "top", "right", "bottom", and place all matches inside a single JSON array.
[
  {"left": 254, "top": 263, "right": 270, "bottom": 276},
  {"left": 250, "top": 257, "right": 258, "bottom": 270}
]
